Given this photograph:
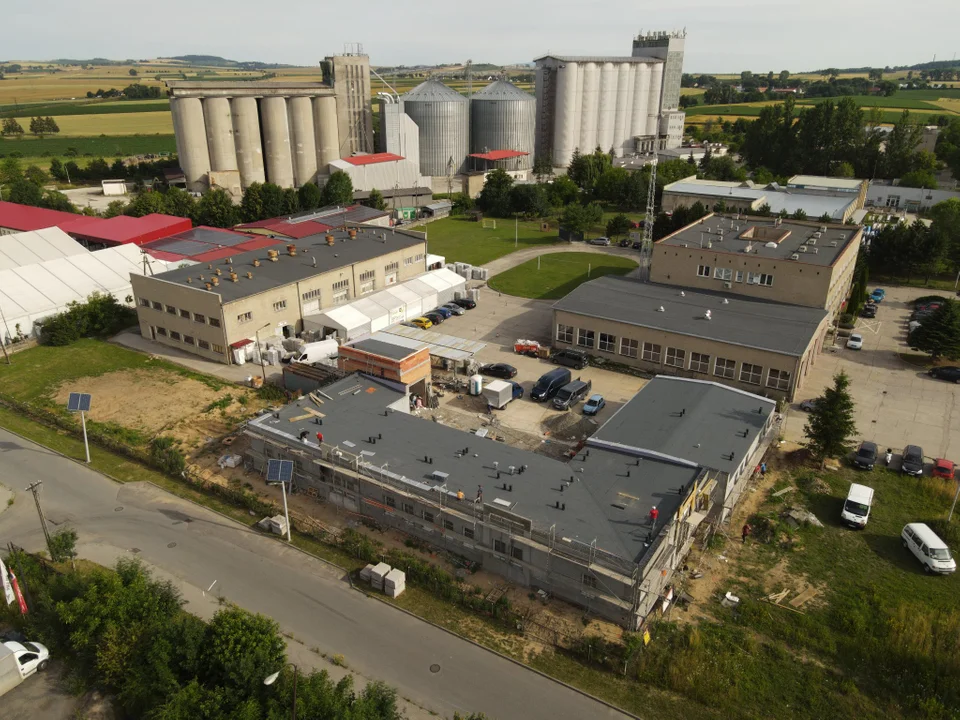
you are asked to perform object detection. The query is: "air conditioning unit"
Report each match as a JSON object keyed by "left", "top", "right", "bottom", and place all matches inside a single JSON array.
[
  {"left": 830, "top": 240, "right": 838, "bottom": 247},
  {"left": 798, "top": 246, "right": 807, "bottom": 252},
  {"left": 724, "top": 281, "right": 732, "bottom": 289},
  {"left": 790, "top": 253, "right": 800, "bottom": 260},
  {"left": 810, "top": 247, "right": 819, "bottom": 254},
  {"left": 807, "top": 237, "right": 817, "bottom": 245}
]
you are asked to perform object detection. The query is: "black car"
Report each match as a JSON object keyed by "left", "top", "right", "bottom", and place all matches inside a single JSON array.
[
  {"left": 632, "top": 241, "right": 642, "bottom": 250},
  {"left": 861, "top": 305, "right": 877, "bottom": 318},
  {"left": 853, "top": 441, "right": 878, "bottom": 470},
  {"left": 618, "top": 238, "right": 631, "bottom": 247},
  {"left": 901, "top": 444, "right": 925, "bottom": 476},
  {"left": 481, "top": 363, "right": 517, "bottom": 379},
  {"left": 930, "top": 366, "right": 960, "bottom": 383},
  {"left": 452, "top": 297, "right": 476, "bottom": 310},
  {"left": 423, "top": 311, "right": 445, "bottom": 325},
  {"left": 550, "top": 348, "right": 588, "bottom": 370}
]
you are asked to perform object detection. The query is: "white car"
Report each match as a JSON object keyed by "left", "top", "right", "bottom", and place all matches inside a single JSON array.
[
  {"left": 5, "top": 640, "right": 50, "bottom": 678},
  {"left": 846, "top": 333, "right": 863, "bottom": 350}
]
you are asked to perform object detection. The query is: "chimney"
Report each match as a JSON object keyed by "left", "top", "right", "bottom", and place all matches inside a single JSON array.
[
  {"left": 215, "top": 268, "right": 222, "bottom": 275},
  {"left": 253, "top": 258, "right": 261, "bottom": 267},
  {"left": 348, "top": 228, "right": 357, "bottom": 239},
  {"left": 228, "top": 265, "right": 234, "bottom": 273},
  {"left": 211, "top": 276, "right": 219, "bottom": 286},
  {"left": 207, "top": 264, "right": 213, "bottom": 270},
  {"left": 325, "top": 234, "right": 335, "bottom": 246},
  {"left": 199, "top": 274, "right": 205, "bottom": 280},
  {"left": 230, "top": 272, "right": 238, "bottom": 282},
  {"left": 312, "top": 256, "right": 317, "bottom": 268},
  {"left": 186, "top": 277, "right": 192, "bottom": 283},
  {"left": 205, "top": 282, "right": 212, "bottom": 290},
  {"left": 286, "top": 243, "right": 297, "bottom": 256},
  {"left": 226, "top": 257, "right": 233, "bottom": 265}
]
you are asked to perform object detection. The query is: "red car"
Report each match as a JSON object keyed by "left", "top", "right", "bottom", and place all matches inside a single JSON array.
[{"left": 933, "top": 458, "right": 956, "bottom": 479}]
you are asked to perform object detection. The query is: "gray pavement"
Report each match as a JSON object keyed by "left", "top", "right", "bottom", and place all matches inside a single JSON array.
[
  {"left": 480, "top": 242, "right": 643, "bottom": 278},
  {"left": 0, "top": 428, "right": 632, "bottom": 720},
  {"left": 786, "top": 285, "right": 960, "bottom": 462}
]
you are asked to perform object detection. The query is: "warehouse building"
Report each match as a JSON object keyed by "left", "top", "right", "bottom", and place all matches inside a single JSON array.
[
  {"left": 141, "top": 226, "right": 284, "bottom": 264},
  {"left": 325, "top": 153, "right": 432, "bottom": 194},
  {"left": 552, "top": 276, "right": 828, "bottom": 401},
  {"left": 235, "top": 205, "right": 391, "bottom": 240},
  {"left": 130, "top": 226, "right": 427, "bottom": 364},
  {"left": 167, "top": 54, "right": 373, "bottom": 193},
  {"left": 650, "top": 214, "right": 862, "bottom": 317},
  {"left": 244, "top": 373, "right": 775, "bottom": 628},
  {"left": 535, "top": 30, "right": 686, "bottom": 168}
]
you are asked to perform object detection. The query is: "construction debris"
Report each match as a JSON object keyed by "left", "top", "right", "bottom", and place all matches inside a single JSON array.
[
  {"left": 784, "top": 508, "right": 824, "bottom": 528},
  {"left": 789, "top": 586, "right": 820, "bottom": 608}
]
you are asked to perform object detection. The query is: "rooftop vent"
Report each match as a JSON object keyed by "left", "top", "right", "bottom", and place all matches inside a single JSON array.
[
  {"left": 743, "top": 244, "right": 753, "bottom": 253},
  {"left": 798, "top": 246, "right": 807, "bottom": 253},
  {"left": 764, "top": 241, "right": 777, "bottom": 248},
  {"left": 326, "top": 234, "right": 335, "bottom": 246},
  {"left": 205, "top": 282, "right": 212, "bottom": 290},
  {"left": 267, "top": 250, "right": 279, "bottom": 262},
  {"left": 215, "top": 268, "right": 222, "bottom": 275},
  {"left": 807, "top": 237, "right": 817, "bottom": 245},
  {"left": 211, "top": 276, "right": 219, "bottom": 286},
  {"left": 679, "top": 291, "right": 685, "bottom": 297},
  {"left": 253, "top": 258, "right": 261, "bottom": 267},
  {"left": 431, "top": 470, "right": 449, "bottom": 482},
  {"left": 790, "top": 253, "right": 800, "bottom": 260},
  {"left": 229, "top": 272, "right": 238, "bottom": 282},
  {"left": 820, "top": 226, "right": 827, "bottom": 233},
  {"left": 186, "top": 277, "right": 192, "bottom": 284},
  {"left": 246, "top": 272, "right": 253, "bottom": 279},
  {"left": 348, "top": 228, "right": 358, "bottom": 239},
  {"left": 830, "top": 240, "right": 838, "bottom": 247},
  {"left": 286, "top": 243, "right": 297, "bottom": 256},
  {"left": 722, "top": 298, "right": 729, "bottom": 304},
  {"left": 810, "top": 247, "right": 818, "bottom": 254},
  {"left": 704, "top": 309, "right": 712, "bottom": 320},
  {"left": 657, "top": 305, "right": 665, "bottom": 312}
]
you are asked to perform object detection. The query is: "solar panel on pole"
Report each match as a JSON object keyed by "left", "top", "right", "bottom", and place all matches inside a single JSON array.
[
  {"left": 67, "top": 393, "right": 81, "bottom": 412},
  {"left": 266, "top": 459, "right": 282, "bottom": 483},
  {"left": 278, "top": 461, "right": 294, "bottom": 484},
  {"left": 78, "top": 394, "right": 91, "bottom": 412}
]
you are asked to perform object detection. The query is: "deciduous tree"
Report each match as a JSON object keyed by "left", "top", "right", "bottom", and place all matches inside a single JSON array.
[
  {"left": 321, "top": 170, "right": 354, "bottom": 206},
  {"left": 195, "top": 188, "right": 237, "bottom": 228},
  {"left": 297, "top": 181, "right": 323, "bottom": 211}
]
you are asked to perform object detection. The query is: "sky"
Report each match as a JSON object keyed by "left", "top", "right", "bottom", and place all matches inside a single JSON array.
[{"left": 5, "top": 0, "right": 959, "bottom": 74}]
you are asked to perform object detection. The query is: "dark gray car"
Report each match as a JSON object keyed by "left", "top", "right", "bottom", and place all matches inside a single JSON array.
[
  {"left": 853, "top": 441, "right": 878, "bottom": 470},
  {"left": 901, "top": 445, "right": 924, "bottom": 476}
]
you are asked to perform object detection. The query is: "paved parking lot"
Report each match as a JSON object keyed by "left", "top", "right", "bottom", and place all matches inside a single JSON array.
[{"left": 786, "top": 285, "right": 960, "bottom": 464}]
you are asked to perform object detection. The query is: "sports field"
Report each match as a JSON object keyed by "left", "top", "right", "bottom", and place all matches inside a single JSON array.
[
  {"left": 425, "top": 217, "right": 560, "bottom": 266},
  {"left": 488, "top": 252, "right": 638, "bottom": 299}
]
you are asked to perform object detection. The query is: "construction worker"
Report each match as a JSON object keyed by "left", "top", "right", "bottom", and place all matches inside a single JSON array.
[
  {"left": 456, "top": 489, "right": 464, "bottom": 501},
  {"left": 316, "top": 432, "right": 323, "bottom": 444},
  {"left": 649, "top": 506, "right": 659, "bottom": 530}
]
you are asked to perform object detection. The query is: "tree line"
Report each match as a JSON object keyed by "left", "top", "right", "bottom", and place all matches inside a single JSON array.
[
  {"left": 85, "top": 83, "right": 164, "bottom": 99},
  {"left": 867, "top": 199, "right": 960, "bottom": 283}
]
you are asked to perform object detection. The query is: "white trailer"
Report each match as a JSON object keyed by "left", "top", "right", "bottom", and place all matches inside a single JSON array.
[{"left": 482, "top": 379, "right": 514, "bottom": 410}]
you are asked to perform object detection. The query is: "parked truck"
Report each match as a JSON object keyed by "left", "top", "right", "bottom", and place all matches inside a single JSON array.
[
  {"left": 0, "top": 639, "right": 50, "bottom": 698},
  {"left": 482, "top": 379, "right": 515, "bottom": 410}
]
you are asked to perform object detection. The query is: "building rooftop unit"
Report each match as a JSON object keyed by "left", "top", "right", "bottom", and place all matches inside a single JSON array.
[
  {"left": 552, "top": 276, "right": 826, "bottom": 357},
  {"left": 236, "top": 205, "right": 391, "bottom": 239},
  {"left": 658, "top": 213, "right": 859, "bottom": 267},
  {"left": 787, "top": 175, "right": 865, "bottom": 193},
  {"left": 663, "top": 179, "right": 859, "bottom": 221},
  {"left": 141, "top": 226, "right": 283, "bottom": 263},
  {"left": 149, "top": 226, "right": 425, "bottom": 303},
  {"left": 534, "top": 55, "right": 664, "bottom": 64}
]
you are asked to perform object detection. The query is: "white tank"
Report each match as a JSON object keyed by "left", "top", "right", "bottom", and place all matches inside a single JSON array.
[
  {"left": 631, "top": 64, "right": 651, "bottom": 139},
  {"left": 231, "top": 96, "right": 265, "bottom": 187},
  {"left": 260, "top": 96, "right": 294, "bottom": 187},
  {"left": 647, "top": 66, "right": 663, "bottom": 136},
  {"left": 313, "top": 96, "right": 340, "bottom": 168},
  {"left": 612, "top": 64, "right": 631, "bottom": 157},
  {"left": 597, "top": 62, "right": 617, "bottom": 153},
  {"left": 469, "top": 374, "right": 483, "bottom": 396},
  {"left": 579, "top": 63, "right": 600, "bottom": 153}
]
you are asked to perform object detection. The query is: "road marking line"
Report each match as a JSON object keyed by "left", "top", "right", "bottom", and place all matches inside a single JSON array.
[{"left": 207, "top": 580, "right": 217, "bottom": 592}]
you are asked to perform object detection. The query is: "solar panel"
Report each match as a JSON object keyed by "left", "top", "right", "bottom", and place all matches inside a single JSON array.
[
  {"left": 266, "top": 459, "right": 294, "bottom": 484},
  {"left": 67, "top": 392, "right": 91, "bottom": 412}
]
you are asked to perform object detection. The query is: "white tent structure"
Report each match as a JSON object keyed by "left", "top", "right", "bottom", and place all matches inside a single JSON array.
[
  {"left": 303, "top": 268, "right": 467, "bottom": 341},
  {"left": 0, "top": 227, "right": 87, "bottom": 270},
  {"left": 0, "top": 244, "right": 185, "bottom": 342}
]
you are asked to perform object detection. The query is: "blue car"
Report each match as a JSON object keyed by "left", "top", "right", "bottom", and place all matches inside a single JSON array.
[
  {"left": 583, "top": 394, "right": 606, "bottom": 416},
  {"left": 432, "top": 306, "right": 453, "bottom": 319},
  {"left": 870, "top": 289, "right": 885, "bottom": 303}
]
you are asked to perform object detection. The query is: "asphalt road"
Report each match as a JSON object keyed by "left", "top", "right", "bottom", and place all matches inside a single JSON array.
[{"left": 0, "top": 428, "right": 632, "bottom": 720}]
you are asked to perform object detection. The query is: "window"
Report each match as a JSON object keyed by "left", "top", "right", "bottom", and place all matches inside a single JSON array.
[
  {"left": 557, "top": 324, "right": 574, "bottom": 344},
  {"left": 166, "top": 305, "right": 176, "bottom": 315},
  {"left": 511, "top": 546, "right": 523, "bottom": 561},
  {"left": 402, "top": 502, "right": 414, "bottom": 515},
  {"left": 767, "top": 368, "right": 791, "bottom": 391},
  {"left": 360, "top": 281, "right": 375, "bottom": 295},
  {"left": 16, "top": 653, "right": 38, "bottom": 666},
  {"left": 212, "top": 344, "right": 225, "bottom": 354},
  {"left": 237, "top": 311, "right": 252, "bottom": 324},
  {"left": 582, "top": 574, "right": 597, "bottom": 589},
  {"left": 198, "top": 339, "right": 210, "bottom": 351},
  {"left": 713, "top": 267, "right": 733, "bottom": 281},
  {"left": 740, "top": 363, "right": 763, "bottom": 385},
  {"left": 714, "top": 357, "right": 736, "bottom": 379},
  {"left": 194, "top": 313, "right": 205, "bottom": 324},
  {"left": 384, "top": 495, "right": 396, "bottom": 508},
  {"left": 152, "top": 301, "right": 162, "bottom": 310},
  {"left": 697, "top": 265, "right": 711, "bottom": 278},
  {"left": 443, "top": 519, "right": 454, "bottom": 531},
  {"left": 423, "top": 511, "right": 434, "bottom": 524},
  {"left": 180, "top": 309, "right": 190, "bottom": 318},
  {"left": 463, "top": 527, "right": 475, "bottom": 540},
  {"left": 577, "top": 328, "right": 595, "bottom": 348},
  {"left": 747, "top": 272, "right": 774, "bottom": 286},
  {"left": 642, "top": 342, "right": 661, "bottom": 363},
  {"left": 404, "top": 254, "right": 425, "bottom": 266},
  {"left": 272, "top": 300, "right": 287, "bottom": 312},
  {"left": 139, "top": 298, "right": 150, "bottom": 307},
  {"left": 170, "top": 331, "right": 181, "bottom": 341},
  {"left": 494, "top": 539, "right": 507, "bottom": 554},
  {"left": 735, "top": 270, "right": 744, "bottom": 283},
  {"left": 156, "top": 327, "right": 167, "bottom": 337},
  {"left": 209, "top": 318, "right": 221, "bottom": 328},
  {"left": 332, "top": 279, "right": 350, "bottom": 303},
  {"left": 359, "top": 270, "right": 376, "bottom": 282},
  {"left": 384, "top": 261, "right": 399, "bottom": 273},
  {"left": 690, "top": 352, "right": 710, "bottom": 373},
  {"left": 620, "top": 337, "right": 638, "bottom": 359},
  {"left": 598, "top": 332, "right": 616, "bottom": 353},
  {"left": 302, "top": 288, "right": 322, "bottom": 302},
  {"left": 183, "top": 335, "right": 195, "bottom": 346},
  {"left": 665, "top": 347, "right": 686, "bottom": 368}
]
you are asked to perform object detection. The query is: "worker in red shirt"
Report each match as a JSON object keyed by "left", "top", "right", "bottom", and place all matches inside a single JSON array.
[
  {"left": 316, "top": 432, "right": 323, "bottom": 445},
  {"left": 649, "top": 506, "right": 659, "bottom": 530}
]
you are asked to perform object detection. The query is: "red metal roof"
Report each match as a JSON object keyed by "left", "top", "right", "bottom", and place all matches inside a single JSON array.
[
  {"left": 0, "top": 201, "right": 97, "bottom": 232},
  {"left": 468, "top": 150, "right": 529, "bottom": 161},
  {"left": 236, "top": 218, "right": 335, "bottom": 239},
  {"left": 342, "top": 153, "right": 404, "bottom": 166},
  {"left": 68, "top": 214, "right": 192, "bottom": 246}
]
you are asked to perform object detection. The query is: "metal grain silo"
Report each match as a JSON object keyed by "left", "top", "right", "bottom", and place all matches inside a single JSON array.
[
  {"left": 470, "top": 80, "right": 535, "bottom": 170},
  {"left": 401, "top": 80, "right": 469, "bottom": 177}
]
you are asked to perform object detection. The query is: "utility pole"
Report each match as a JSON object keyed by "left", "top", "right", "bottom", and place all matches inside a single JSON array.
[{"left": 25, "top": 481, "right": 52, "bottom": 556}]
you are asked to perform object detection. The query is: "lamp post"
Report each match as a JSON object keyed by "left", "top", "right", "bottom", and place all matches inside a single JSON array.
[
  {"left": 255, "top": 322, "right": 271, "bottom": 382},
  {"left": 264, "top": 663, "right": 298, "bottom": 720}
]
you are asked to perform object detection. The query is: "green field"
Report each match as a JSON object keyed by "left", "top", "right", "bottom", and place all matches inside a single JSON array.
[
  {"left": 0, "top": 134, "right": 176, "bottom": 163},
  {"left": 425, "top": 216, "right": 560, "bottom": 266},
  {"left": 488, "top": 252, "right": 638, "bottom": 299},
  {"left": 0, "top": 99, "right": 170, "bottom": 118}
]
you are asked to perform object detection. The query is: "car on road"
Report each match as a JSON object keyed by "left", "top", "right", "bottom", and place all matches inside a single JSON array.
[
  {"left": 846, "top": 333, "right": 864, "bottom": 350},
  {"left": 618, "top": 238, "right": 631, "bottom": 247},
  {"left": 588, "top": 237, "right": 611, "bottom": 246},
  {"left": 861, "top": 304, "right": 877, "bottom": 318},
  {"left": 3, "top": 639, "right": 50, "bottom": 679},
  {"left": 452, "top": 297, "right": 476, "bottom": 310},
  {"left": 583, "top": 394, "right": 606, "bottom": 416},
  {"left": 550, "top": 348, "right": 588, "bottom": 370},
  {"left": 902, "top": 523, "right": 956, "bottom": 574},
  {"left": 423, "top": 311, "right": 445, "bottom": 325},
  {"left": 871, "top": 288, "right": 886, "bottom": 302},
  {"left": 632, "top": 241, "right": 642, "bottom": 250},
  {"left": 853, "top": 440, "right": 879, "bottom": 470},
  {"left": 480, "top": 363, "right": 518, "bottom": 380},
  {"left": 441, "top": 302, "right": 465, "bottom": 316},
  {"left": 799, "top": 398, "right": 820, "bottom": 412},
  {"left": 929, "top": 366, "right": 960, "bottom": 383},
  {"left": 410, "top": 317, "right": 433, "bottom": 330},
  {"left": 933, "top": 458, "right": 956, "bottom": 479},
  {"left": 901, "top": 445, "right": 925, "bottom": 476}
]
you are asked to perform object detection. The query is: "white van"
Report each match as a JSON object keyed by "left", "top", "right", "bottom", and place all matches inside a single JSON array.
[
  {"left": 901, "top": 523, "right": 957, "bottom": 574},
  {"left": 287, "top": 339, "right": 339, "bottom": 365},
  {"left": 841, "top": 483, "right": 874, "bottom": 528}
]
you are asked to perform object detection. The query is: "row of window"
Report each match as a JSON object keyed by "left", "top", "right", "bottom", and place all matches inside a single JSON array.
[
  {"left": 155, "top": 326, "right": 224, "bottom": 354},
  {"left": 697, "top": 265, "right": 774, "bottom": 287},
  {"left": 557, "top": 324, "right": 792, "bottom": 391},
  {"left": 404, "top": 253, "right": 425, "bottom": 266},
  {"left": 140, "top": 299, "right": 221, "bottom": 327}
]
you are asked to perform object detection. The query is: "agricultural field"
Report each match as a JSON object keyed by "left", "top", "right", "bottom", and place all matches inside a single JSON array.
[
  {"left": 488, "top": 252, "right": 638, "bottom": 299},
  {"left": 0, "top": 135, "right": 176, "bottom": 168},
  {"left": 8, "top": 112, "right": 173, "bottom": 136}
]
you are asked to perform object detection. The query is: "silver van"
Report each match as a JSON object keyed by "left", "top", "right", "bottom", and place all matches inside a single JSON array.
[
  {"left": 901, "top": 523, "right": 956, "bottom": 574},
  {"left": 553, "top": 378, "right": 592, "bottom": 410}
]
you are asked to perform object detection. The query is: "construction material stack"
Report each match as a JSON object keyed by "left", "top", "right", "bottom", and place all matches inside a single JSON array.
[
  {"left": 369, "top": 562, "right": 391, "bottom": 591},
  {"left": 384, "top": 568, "right": 406, "bottom": 597}
]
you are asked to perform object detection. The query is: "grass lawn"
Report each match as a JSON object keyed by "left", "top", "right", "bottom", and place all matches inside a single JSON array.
[
  {"left": 425, "top": 216, "right": 560, "bottom": 266},
  {"left": 9, "top": 112, "right": 173, "bottom": 136},
  {"left": 0, "top": 134, "right": 176, "bottom": 162},
  {"left": 488, "top": 252, "right": 638, "bottom": 299},
  {"left": 0, "top": 99, "right": 169, "bottom": 118}
]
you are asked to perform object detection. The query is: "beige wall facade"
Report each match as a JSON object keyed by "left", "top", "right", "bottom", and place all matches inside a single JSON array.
[
  {"left": 132, "top": 242, "right": 426, "bottom": 364},
  {"left": 553, "top": 309, "right": 830, "bottom": 401}
]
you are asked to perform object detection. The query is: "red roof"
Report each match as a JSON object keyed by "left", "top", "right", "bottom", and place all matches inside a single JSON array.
[
  {"left": 68, "top": 214, "right": 192, "bottom": 246},
  {"left": 468, "top": 150, "right": 529, "bottom": 161},
  {"left": 0, "top": 201, "right": 96, "bottom": 232},
  {"left": 342, "top": 153, "right": 404, "bottom": 166},
  {"left": 237, "top": 218, "right": 335, "bottom": 239}
]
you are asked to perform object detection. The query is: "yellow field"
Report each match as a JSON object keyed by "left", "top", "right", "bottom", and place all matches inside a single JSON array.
[
  {"left": 11, "top": 112, "right": 173, "bottom": 136},
  {"left": 935, "top": 98, "right": 960, "bottom": 113}
]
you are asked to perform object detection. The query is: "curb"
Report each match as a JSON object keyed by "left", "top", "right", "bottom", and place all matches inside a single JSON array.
[{"left": 0, "top": 421, "right": 639, "bottom": 719}]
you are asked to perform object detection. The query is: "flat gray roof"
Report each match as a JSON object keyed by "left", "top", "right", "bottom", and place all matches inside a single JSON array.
[
  {"left": 664, "top": 181, "right": 859, "bottom": 224},
  {"left": 658, "top": 213, "right": 859, "bottom": 267},
  {"left": 552, "top": 277, "right": 826, "bottom": 357},
  {"left": 149, "top": 227, "right": 424, "bottom": 304},
  {"left": 349, "top": 337, "right": 420, "bottom": 361}
]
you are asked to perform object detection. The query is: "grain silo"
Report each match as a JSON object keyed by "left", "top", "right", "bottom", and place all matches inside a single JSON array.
[
  {"left": 401, "top": 80, "right": 469, "bottom": 177},
  {"left": 470, "top": 80, "right": 535, "bottom": 171}
]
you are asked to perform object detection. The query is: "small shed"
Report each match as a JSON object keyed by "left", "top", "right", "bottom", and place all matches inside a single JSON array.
[
  {"left": 422, "top": 201, "right": 453, "bottom": 219},
  {"left": 101, "top": 179, "right": 128, "bottom": 196}
]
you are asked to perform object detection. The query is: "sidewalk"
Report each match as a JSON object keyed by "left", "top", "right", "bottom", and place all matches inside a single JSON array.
[{"left": 481, "top": 243, "right": 642, "bottom": 278}]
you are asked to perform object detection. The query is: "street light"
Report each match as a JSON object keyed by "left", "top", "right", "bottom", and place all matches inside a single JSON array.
[
  {"left": 264, "top": 662, "right": 298, "bottom": 720},
  {"left": 255, "top": 322, "right": 271, "bottom": 383}
]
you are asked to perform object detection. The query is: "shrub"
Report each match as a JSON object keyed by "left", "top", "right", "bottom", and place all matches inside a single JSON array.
[
  {"left": 838, "top": 313, "right": 856, "bottom": 329},
  {"left": 150, "top": 436, "right": 186, "bottom": 476},
  {"left": 39, "top": 292, "right": 136, "bottom": 345}
]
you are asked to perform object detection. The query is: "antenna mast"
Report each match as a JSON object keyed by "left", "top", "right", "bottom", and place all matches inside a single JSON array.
[
  {"left": 642, "top": 116, "right": 660, "bottom": 247},
  {"left": 465, "top": 59, "right": 473, "bottom": 97}
]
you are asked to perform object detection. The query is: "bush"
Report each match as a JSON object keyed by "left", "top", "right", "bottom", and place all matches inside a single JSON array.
[
  {"left": 257, "top": 383, "right": 286, "bottom": 403},
  {"left": 838, "top": 313, "right": 856, "bottom": 329},
  {"left": 914, "top": 295, "right": 949, "bottom": 307},
  {"left": 39, "top": 292, "right": 136, "bottom": 345},
  {"left": 150, "top": 436, "right": 186, "bottom": 476}
]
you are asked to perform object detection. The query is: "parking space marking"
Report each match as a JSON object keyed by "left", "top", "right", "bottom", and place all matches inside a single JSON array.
[{"left": 857, "top": 319, "right": 882, "bottom": 334}]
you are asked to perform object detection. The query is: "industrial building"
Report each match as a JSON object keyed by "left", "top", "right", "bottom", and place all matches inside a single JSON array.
[
  {"left": 650, "top": 214, "right": 862, "bottom": 317},
  {"left": 130, "top": 226, "right": 427, "bottom": 364},
  {"left": 535, "top": 30, "right": 686, "bottom": 167},
  {"left": 167, "top": 54, "right": 373, "bottom": 193},
  {"left": 325, "top": 153, "right": 432, "bottom": 194},
  {"left": 552, "top": 276, "right": 828, "bottom": 401},
  {"left": 397, "top": 80, "right": 470, "bottom": 177},
  {"left": 244, "top": 373, "right": 774, "bottom": 628},
  {"left": 235, "top": 205, "right": 391, "bottom": 240},
  {"left": 469, "top": 80, "right": 535, "bottom": 171},
  {"left": 865, "top": 181, "right": 960, "bottom": 214}
]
